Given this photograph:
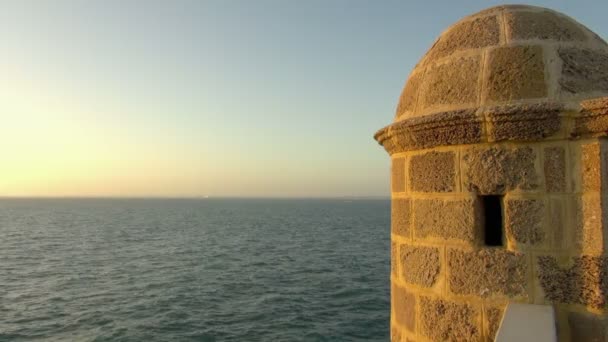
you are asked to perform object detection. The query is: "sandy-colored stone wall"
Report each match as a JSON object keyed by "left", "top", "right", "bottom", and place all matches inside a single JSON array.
[{"left": 390, "top": 138, "right": 608, "bottom": 342}]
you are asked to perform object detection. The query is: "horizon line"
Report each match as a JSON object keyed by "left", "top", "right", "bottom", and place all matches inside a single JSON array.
[{"left": 0, "top": 195, "right": 390, "bottom": 200}]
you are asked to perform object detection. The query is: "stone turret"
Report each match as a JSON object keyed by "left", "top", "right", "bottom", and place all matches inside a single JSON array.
[{"left": 374, "top": 5, "right": 608, "bottom": 341}]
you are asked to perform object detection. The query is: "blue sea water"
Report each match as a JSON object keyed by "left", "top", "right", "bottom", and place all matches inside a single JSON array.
[{"left": 0, "top": 199, "right": 390, "bottom": 341}]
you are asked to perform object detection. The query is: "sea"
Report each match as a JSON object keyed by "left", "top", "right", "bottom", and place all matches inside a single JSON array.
[{"left": 0, "top": 198, "right": 390, "bottom": 341}]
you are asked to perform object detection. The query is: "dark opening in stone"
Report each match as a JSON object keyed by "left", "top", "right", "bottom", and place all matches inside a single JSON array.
[{"left": 482, "top": 195, "right": 503, "bottom": 246}]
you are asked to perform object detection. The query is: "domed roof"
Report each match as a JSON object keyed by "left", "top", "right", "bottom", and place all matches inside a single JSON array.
[{"left": 395, "top": 4, "right": 608, "bottom": 122}]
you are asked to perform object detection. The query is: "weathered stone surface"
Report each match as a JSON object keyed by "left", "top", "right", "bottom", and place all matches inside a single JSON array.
[
  {"left": 559, "top": 48, "right": 608, "bottom": 96},
  {"left": 396, "top": 71, "right": 423, "bottom": 119},
  {"left": 419, "top": 297, "right": 480, "bottom": 341},
  {"left": 421, "top": 15, "right": 500, "bottom": 63},
  {"left": 409, "top": 151, "right": 456, "bottom": 192},
  {"left": 391, "top": 241, "right": 399, "bottom": 276},
  {"left": 374, "top": 109, "right": 483, "bottom": 154},
  {"left": 550, "top": 197, "right": 572, "bottom": 249},
  {"left": 537, "top": 255, "right": 608, "bottom": 309},
  {"left": 392, "top": 282, "right": 416, "bottom": 332},
  {"left": 462, "top": 146, "right": 539, "bottom": 194},
  {"left": 390, "top": 325, "right": 402, "bottom": 342},
  {"left": 392, "top": 199, "right": 411, "bottom": 238},
  {"left": 505, "top": 10, "right": 588, "bottom": 41},
  {"left": 576, "top": 98, "right": 608, "bottom": 138},
  {"left": 485, "top": 103, "right": 562, "bottom": 142},
  {"left": 582, "top": 143, "right": 603, "bottom": 192},
  {"left": 576, "top": 97, "right": 608, "bottom": 136},
  {"left": 485, "top": 45, "right": 546, "bottom": 102},
  {"left": 485, "top": 306, "right": 505, "bottom": 342},
  {"left": 574, "top": 194, "right": 607, "bottom": 254},
  {"left": 392, "top": 157, "right": 406, "bottom": 192},
  {"left": 568, "top": 311, "right": 608, "bottom": 342},
  {"left": 413, "top": 197, "right": 480, "bottom": 242},
  {"left": 419, "top": 56, "right": 480, "bottom": 112},
  {"left": 544, "top": 146, "right": 567, "bottom": 192},
  {"left": 399, "top": 245, "right": 440, "bottom": 287},
  {"left": 448, "top": 249, "right": 528, "bottom": 298},
  {"left": 575, "top": 114, "right": 608, "bottom": 137},
  {"left": 505, "top": 198, "right": 546, "bottom": 245}
]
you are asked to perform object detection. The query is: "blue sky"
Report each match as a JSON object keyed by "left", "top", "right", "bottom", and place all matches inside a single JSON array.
[{"left": 1, "top": 0, "right": 607, "bottom": 197}]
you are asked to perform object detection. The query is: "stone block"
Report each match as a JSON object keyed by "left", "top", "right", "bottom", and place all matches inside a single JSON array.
[
  {"left": 396, "top": 71, "right": 423, "bottom": 119},
  {"left": 462, "top": 146, "right": 540, "bottom": 194},
  {"left": 485, "top": 45, "right": 547, "bottom": 102},
  {"left": 419, "top": 296, "right": 481, "bottom": 341},
  {"left": 505, "top": 10, "right": 588, "bottom": 42},
  {"left": 421, "top": 15, "right": 500, "bottom": 63},
  {"left": 448, "top": 248, "right": 528, "bottom": 298},
  {"left": 559, "top": 47, "right": 608, "bottom": 96},
  {"left": 576, "top": 97, "right": 608, "bottom": 136},
  {"left": 391, "top": 241, "right": 399, "bottom": 276},
  {"left": 485, "top": 305, "right": 505, "bottom": 342},
  {"left": 391, "top": 324, "right": 402, "bottom": 342},
  {"left": 419, "top": 55, "right": 480, "bottom": 112},
  {"left": 505, "top": 198, "right": 546, "bottom": 246},
  {"left": 485, "top": 103, "right": 562, "bottom": 142},
  {"left": 550, "top": 197, "right": 573, "bottom": 249},
  {"left": 408, "top": 151, "right": 456, "bottom": 192},
  {"left": 536, "top": 255, "right": 608, "bottom": 309},
  {"left": 574, "top": 194, "right": 607, "bottom": 254},
  {"left": 568, "top": 311, "right": 608, "bottom": 342},
  {"left": 413, "top": 197, "right": 480, "bottom": 243},
  {"left": 392, "top": 282, "right": 416, "bottom": 332},
  {"left": 392, "top": 157, "right": 406, "bottom": 192},
  {"left": 399, "top": 244, "right": 440, "bottom": 287},
  {"left": 392, "top": 199, "right": 411, "bottom": 238},
  {"left": 544, "top": 146, "right": 567, "bottom": 192},
  {"left": 581, "top": 142, "right": 605, "bottom": 192},
  {"left": 376, "top": 109, "right": 483, "bottom": 153}
]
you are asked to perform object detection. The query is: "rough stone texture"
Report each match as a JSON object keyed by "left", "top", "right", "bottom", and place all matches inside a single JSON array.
[
  {"left": 568, "top": 311, "right": 608, "bottom": 342},
  {"left": 399, "top": 245, "right": 440, "bottom": 287},
  {"left": 390, "top": 325, "right": 402, "bottom": 342},
  {"left": 392, "top": 158, "right": 406, "bottom": 192},
  {"left": 550, "top": 197, "right": 572, "bottom": 249},
  {"left": 485, "top": 45, "right": 547, "bottom": 102},
  {"left": 485, "top": 103, "right": 562, "bottom": 142},
  {"left": 448, "top": 249, "right": 528, "bottom": 298},
  {"left": 421, "top": 15, "right": 500, "bottom": 63},
  {"left": 392, "top": 199, "right": 411, "bottom": 238},
  {"left": 544, "top": 146, "right": 567, "bottom": 192},
  {"left": 505, "top": 198, "right": 546, "bottom": 245},
  {"left": 419, "top": 56, "right": 480, "bottom": 113},
  {"left": 391, "top": 241, "right": 399, "bottom": 276},
  {"left": 396, "top": 71, "right": 423, "bottom": 119},
  {"left": 419, "top": 297, "right": 480, "bottom": 341},
  {"left": 409, "top": 151, "right": 456, "bottom": 192},
  {"left": 582, "top": 143, "right": 603, "bottom": 192},
  {"left": 505, "top": 10, "right": 588, "bottom": 41},
  {"left": 537, "top": 255, "right": 608, "bottom": 309},
  {"left": 413, "top": 197, "right": 480, "bottom": 243},
  {"left": 374, "top": 109, "right": 483, "bottom": 154},
  {"left": 575, "top": 114, "right": 608, "bottom": 137},
  {"left": 392, "top": 282, "right": 416, "bottom": 332},
  {"left": 462, "top": 146, "right": 539, "bottom": 194},
  {"left": 574, "top": 194, "right": 607, "bottom": 254},
  {"left": 576, "top": 97, "right": 608, "bottom": 136},
  {"left": 485, "top": 306, "right": 505, "bottom": 342},
  {"left": 559, "top": 48, "right": 608, "bottom": 96}
]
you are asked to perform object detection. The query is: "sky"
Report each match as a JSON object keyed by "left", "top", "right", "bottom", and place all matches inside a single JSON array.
[{"left": 1, "top": 0, "right": 607, "bottom": 198}]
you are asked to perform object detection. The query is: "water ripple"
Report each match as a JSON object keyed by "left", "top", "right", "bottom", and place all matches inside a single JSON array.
[{"left": 0, "top": 198, "right": 389, "bottom": 341}]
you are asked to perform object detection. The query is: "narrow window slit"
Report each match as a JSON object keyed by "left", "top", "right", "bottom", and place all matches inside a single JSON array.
[{"left": 482, "top": 195, "right": 503, "bottom": 247}]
